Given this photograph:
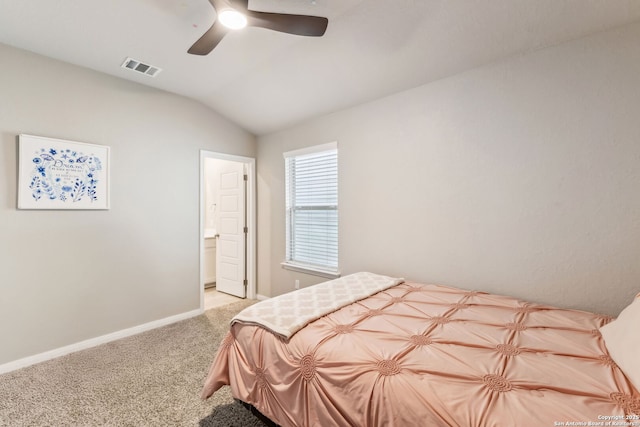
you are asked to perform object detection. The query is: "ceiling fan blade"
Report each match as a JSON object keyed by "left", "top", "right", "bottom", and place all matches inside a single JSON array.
[
  {"left": 188, "top": 21, "right": 229, "bottom": 55},
  {"left": 228, "top": 0, "right": 249, "bottom": 11},
  {"left": 188, "top": 0, "right": 231, "bottom": 55},
  {"left": 246, "top": 11, "right": 328, "bottom": 37}
]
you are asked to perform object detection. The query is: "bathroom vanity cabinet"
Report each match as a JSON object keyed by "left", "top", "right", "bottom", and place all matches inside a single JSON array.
[{"left": 204, "top": 236, "right": 216, "bottom": 286}]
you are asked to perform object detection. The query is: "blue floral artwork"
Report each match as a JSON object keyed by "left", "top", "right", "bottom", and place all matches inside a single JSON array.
[{"left": 19, "top": 135, "right": 109, "bottom": 209}]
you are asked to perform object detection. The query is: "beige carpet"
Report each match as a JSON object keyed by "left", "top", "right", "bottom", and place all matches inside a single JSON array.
[{"left": 0, "top": 300, "right": 269, "bottom": 426}]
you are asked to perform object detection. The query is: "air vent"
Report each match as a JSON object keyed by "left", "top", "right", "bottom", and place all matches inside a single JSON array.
[{"left": 121, "top": 57, "right": 162, "bottom": 77}]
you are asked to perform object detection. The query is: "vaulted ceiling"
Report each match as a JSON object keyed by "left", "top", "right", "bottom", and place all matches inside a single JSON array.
[{"left": 1, "top": 0, "right": 640, "bottom": 135}]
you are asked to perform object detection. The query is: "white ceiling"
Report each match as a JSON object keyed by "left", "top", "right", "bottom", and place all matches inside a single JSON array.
[{"left": 1, "top": 0, "right": 640, "bottom": 135}]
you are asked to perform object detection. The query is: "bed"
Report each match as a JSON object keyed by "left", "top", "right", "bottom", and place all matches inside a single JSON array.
[{"left": 202, "top": 272, "right": 640, "bottom": 427}]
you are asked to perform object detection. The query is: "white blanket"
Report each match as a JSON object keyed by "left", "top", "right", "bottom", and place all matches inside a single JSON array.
[{"left": 232, "top": 272, "right": 405, "bottom": 340}]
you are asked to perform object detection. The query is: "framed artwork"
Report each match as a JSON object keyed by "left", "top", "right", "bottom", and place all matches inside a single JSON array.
[{"left": 18, "top": 134, "right": 110, "bottom": 210}]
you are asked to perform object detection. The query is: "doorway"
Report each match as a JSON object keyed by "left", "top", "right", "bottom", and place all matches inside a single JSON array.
[{"left": 200, "top": 151, "right": 256, "bottom": 311}]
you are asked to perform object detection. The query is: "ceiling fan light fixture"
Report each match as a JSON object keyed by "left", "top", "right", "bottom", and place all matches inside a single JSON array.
[
  {"left": 187, "top": 0, "right": 329, "bottom": 55},
  {"left": 218, "top": 9, "right": 247, "bottom": 30}
]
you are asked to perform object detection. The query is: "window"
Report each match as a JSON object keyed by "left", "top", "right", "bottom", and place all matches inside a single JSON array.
[{"left": 282, "top": 142, "right": 339, "bottom": 278}]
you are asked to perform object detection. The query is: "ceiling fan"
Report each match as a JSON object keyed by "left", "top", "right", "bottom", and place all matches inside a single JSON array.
[{"left": 188, "top": 0, "right": 329, "bottom": 55}]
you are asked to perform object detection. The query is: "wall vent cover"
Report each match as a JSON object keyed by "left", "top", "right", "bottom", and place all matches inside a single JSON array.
[{"left": 121, "top": 57, "right": 162, "bottom": 77}]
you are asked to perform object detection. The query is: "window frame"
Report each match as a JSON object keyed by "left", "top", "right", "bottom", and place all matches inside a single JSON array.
[{"left": 281, "top": 142, "right": 340, "bottom": 279}]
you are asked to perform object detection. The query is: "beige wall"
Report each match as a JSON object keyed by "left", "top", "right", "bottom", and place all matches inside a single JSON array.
[
  {"left": 0, "top": 43, "right": 256, "bottom": 365},
  {"left": 257, "top": 22, "right": 640, "bottom": 316}
]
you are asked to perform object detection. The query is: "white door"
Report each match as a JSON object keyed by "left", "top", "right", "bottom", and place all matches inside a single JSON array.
[{"left": 216, "top": 161, "right": 246, "bottom": 298}]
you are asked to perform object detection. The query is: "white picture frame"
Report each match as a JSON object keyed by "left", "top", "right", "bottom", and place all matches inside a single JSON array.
[{"left": 18, "top": 134, "right": 110, "bottom": 210}]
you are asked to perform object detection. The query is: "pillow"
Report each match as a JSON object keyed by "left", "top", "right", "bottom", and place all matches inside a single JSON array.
[{"left": 600, "top": 293, "right": 640, "bottom": 391}]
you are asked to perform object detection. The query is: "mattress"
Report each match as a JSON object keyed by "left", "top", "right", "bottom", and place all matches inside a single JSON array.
[{"left": 202, "top": 280, "right": 640, "bottom": 426}]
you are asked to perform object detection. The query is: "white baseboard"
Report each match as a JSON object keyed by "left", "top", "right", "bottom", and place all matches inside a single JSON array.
[
  {"left": 256, "top": 294, "right": 269, "bottom": 301},
  {"left": 0, "top": 308, "right": 203, "bottom": 375}
]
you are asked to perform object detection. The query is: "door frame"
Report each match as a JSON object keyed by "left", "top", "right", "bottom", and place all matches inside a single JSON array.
[{"left": 199, "top": 150, "right": 256, "bottom": 310}]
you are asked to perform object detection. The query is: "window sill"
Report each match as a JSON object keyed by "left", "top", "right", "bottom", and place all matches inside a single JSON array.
[{"left": 280, "top": 262, "right": 341, "bottom": 280}]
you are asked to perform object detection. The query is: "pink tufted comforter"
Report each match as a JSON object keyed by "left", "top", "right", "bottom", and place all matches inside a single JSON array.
[{"left": 202, "top": 281, "right": 640, "bottom": 426}]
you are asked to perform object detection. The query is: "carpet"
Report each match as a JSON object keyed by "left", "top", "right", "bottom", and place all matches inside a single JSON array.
[{"left": 0, "top": 300, "right": 269, "bottom": 426}]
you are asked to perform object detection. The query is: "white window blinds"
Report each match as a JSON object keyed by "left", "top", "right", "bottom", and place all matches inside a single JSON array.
[{"left": 284, "top": 142, "right": 338, "bottom": 275}]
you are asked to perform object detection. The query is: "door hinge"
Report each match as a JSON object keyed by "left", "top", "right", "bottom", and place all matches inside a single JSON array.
[
  {"left": 244, "top": 226, "right": 248, "bottom": 233},
  {"left": 243, "top": 279, "right": 248, "bottom": 286},
  {"left": 243, "top": 174, "right": 248, "bottom": 181}
]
